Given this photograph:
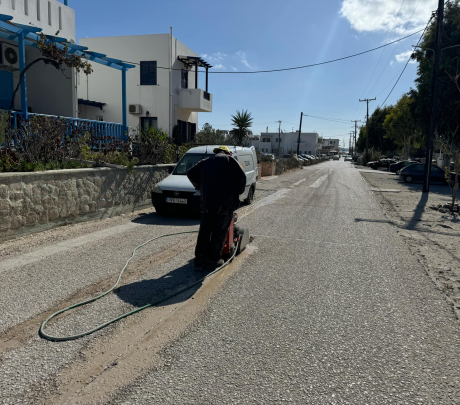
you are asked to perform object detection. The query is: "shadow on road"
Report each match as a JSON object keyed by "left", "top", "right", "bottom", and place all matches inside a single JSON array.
[
  {"left": 115, "top": 259, "right": 211, "bottom": 308},
  {"left": 132, "top": 211, "right": 200, "bottom": 227}
]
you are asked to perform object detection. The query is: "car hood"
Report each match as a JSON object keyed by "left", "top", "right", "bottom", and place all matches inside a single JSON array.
[{"left": 157, "top": 175, "right": 195, "bottom": 192}]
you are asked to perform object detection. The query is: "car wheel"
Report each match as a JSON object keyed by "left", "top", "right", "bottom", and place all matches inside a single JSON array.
[
  {"left": 244, "top": 186, "right": 255, "bottom": 205},
  {"left": 396, "top": 170, "right": 400, "bottom": 175},
  {"left": 404, "top": 175, "right": 413, "bottom": 183}
]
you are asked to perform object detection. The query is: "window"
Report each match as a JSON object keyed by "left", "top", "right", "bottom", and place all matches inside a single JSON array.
[
  {"left": 58, "top": 6, "right": 62, "bottom": 29},
  {"left": 24, "top": 0, "right": 28, "bottom": 15},
  {"left": 140, "top": 61, "right": 157, "bottom": 85},
  {"left": 262, "top": 137, "right": 270, "bottom": 142},
  {"left": 47, "top": 1, "right": 51, "bottom": 25},
  {"left": 181, "top": 69, "right": 188, "bottom": 89},
  {"left": 140, "top": 117, "right": 158, "bottom": 132},
  {"left": 36, "top": 0, "right": 40, "bottom": 20}
]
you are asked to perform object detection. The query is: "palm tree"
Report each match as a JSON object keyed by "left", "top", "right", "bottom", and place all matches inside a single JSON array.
[{"left": 230, "top": 109, "right": 253, "bottom": 145}]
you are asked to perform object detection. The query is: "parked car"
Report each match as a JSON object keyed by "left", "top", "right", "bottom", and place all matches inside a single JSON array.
[
  {"left": 344, "top": 155, "right": 353, "bottom": 162},
  {"left": 261, "top": 153, "right": 275, "bottom": 161},
  {"left": 389, "top": 160, "right": 418, "bottom": 174},
  {"left": 399, "top": 163, "right": 455, "bottom": 184},
  {"left": 332, "top": 155, "right": 340, "bottom": 160},
  {"left": 152, "top": 145, "right": 259, "bottom": 214},
  {"left": 369, "top": 158, "right": 396, "bottom": 170}
]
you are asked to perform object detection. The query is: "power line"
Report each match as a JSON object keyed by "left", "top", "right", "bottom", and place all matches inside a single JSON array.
[
  {"left": 379, "top": 14, "right": 434, "bottom": 107},
  {"left": 119, "top": 29, "right": 425, "bottom": 75},
  {"left": 366, "top": 0, "right": 423, "bottom": 98}
]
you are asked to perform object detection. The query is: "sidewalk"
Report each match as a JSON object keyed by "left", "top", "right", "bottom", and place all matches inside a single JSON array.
[{"left": 360, "top": 169, "right": 460, "bottom": 319}]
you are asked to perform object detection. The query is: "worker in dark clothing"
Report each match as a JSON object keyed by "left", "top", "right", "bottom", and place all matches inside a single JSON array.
[{"left": 187, "top": 146, "right": 247, "bottom": 269}]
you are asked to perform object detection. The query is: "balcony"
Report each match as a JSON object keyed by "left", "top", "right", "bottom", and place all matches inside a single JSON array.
[{"left": 178, "top": 88, "right": 213, "bottom": 112}]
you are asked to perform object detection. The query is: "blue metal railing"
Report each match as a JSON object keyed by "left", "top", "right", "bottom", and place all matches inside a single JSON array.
[{"left": 10, "top": 111, "right": 127, "bottom": 142}]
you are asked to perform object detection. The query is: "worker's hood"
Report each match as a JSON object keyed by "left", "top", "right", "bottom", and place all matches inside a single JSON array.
[{"left": 157, "top": 174, "right": 196, "bottom": 192}]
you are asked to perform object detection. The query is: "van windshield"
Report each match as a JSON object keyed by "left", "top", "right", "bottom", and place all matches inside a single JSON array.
[{"left": 173, "top": 154, "right": 209, "bottom": 175}]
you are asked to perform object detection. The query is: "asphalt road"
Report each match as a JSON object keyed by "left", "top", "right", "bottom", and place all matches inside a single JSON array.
[{"left": 1, "top": 159, "right": 460, "bottom": 404}]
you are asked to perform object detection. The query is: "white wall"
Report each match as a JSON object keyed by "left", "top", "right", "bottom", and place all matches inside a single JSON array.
[
  {"left": 26, "top": 45, "right": 74, "bottom": 116},
  {"left": 78, "top": 34, "right": 203, "bottom": 136},
  {"left": 0, "top": 37, "right": 74, "bottom": 116},
  {"left": 0, "top": 0, "right": 76, "bottom": 42},
  {"left": 260, "top": 132, "right": 319, "bottom": 155}
]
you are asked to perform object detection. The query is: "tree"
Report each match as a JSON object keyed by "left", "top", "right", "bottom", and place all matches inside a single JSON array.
[
  {"left": 355, "top": 106, "right": 398, "bottom": 155},
  {"left": 194, "top": 123, "right": 227, "bottom": 145},
  {"left": 10, "top": 32, "right": 93, "bottom": 111},
  {"left": 411, "top": 0, "right": 460, "bottom": 150},
  {"left": 383, "top": 94, "right": 422, "bottom": 159},
  {"left": 230, "top": 109, "right": 253, "bottom": 145}
]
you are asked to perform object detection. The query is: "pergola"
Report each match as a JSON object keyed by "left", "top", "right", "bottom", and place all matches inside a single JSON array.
[
  {"left": 177, "top": 55, "right": 213, "bottom": 93},
  {"left": 0, "top": 13, "right": 136, "bottom": 131}
]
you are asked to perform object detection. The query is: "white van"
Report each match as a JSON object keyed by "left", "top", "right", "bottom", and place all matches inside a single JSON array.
[{"left": 151, "top": 145, "right": 259, "bottom": 214}]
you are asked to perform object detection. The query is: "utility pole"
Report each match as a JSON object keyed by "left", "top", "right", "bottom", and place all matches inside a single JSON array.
[
  {"left": 423, "top": 0, "right": 445, "bottom": 193},
  {"left": 277, "top": 120, "right": 282, "bottom": 157},
  {"left": 359, "top": 98, "right": 376, "bottom": 162},
  {"left": 349, "top": 131, "right": 354, "bottom": 155},
  {"left": 297, "top": 112, "right": 305, "bottom": 157},
  {"left": 351, "top": 120, "right": 361, "bottom": 159}
]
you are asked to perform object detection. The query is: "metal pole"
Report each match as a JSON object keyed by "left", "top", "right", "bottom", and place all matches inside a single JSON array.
[
  {"left": 18, "top": 32, "right": 28, "bottom": 118},
  {"left": 297, "top": 112, "right": 303, "bottom": 156},
  {"left": 277, "top": 120, "right": 282, "bottom": 157},
  {"left": 121, "top": 68, "right": 127, "bottom": 135},
  {"left": 423, "top": 0, "right": 445, "bottom": 193}
]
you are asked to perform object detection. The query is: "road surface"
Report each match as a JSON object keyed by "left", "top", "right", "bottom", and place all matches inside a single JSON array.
[{"left": 1, "top": 159, "right": 459, "bottom": 404}]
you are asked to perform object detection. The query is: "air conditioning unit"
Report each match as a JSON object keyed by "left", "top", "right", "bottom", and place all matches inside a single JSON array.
[
  {"left": 0, "top": 43, "right": 20, "bottom": 69},
  {"left": 128, "top": 104, "right": 142, "bottom": 114}
]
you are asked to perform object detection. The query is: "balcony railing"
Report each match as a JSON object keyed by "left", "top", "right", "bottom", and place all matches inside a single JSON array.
[{"left": 10, "top": 112, "right": 127, "bottom": 142}]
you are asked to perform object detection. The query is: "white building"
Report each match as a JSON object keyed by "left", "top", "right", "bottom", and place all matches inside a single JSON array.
[
  {"left": 250, "top": 132, "right": 320, "bottom": 156},
  {"left": 0, "top": 0, "right": 76, "bottom": 114},
  {"left": 77, "top": 34, "right": 213, "bottom": 143},
  {"left": 321, "top": 138, "right": 340, "bottom": 155},
  {"left": 0, "top": 0, "right": 138, "bottom": 144}
]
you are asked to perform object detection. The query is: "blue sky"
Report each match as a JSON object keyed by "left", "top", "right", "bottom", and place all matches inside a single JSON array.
[{"left": 74, "top": 0, "right": 437, "bottom": 147}]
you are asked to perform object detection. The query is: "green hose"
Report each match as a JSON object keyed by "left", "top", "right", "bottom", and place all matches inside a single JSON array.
[{"left": 39, "top": 230, "right": 240, "bottom": 342}]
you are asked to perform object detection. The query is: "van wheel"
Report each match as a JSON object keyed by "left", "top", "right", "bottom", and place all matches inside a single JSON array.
[{"left": 244, "top": 186, "right": 254, "bottom": 205}]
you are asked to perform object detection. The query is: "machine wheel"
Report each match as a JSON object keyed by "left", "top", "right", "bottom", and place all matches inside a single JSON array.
[
  {"left": 404, "top": 175, "right": 413, "bottom": 183},
  {"left": 244, "top": 186, "right": 255, "bottom": 205}
]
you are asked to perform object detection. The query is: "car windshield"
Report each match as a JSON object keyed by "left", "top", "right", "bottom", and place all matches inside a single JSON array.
[{"left": 173, "top": 154, "right": 209, "bottom": 175}]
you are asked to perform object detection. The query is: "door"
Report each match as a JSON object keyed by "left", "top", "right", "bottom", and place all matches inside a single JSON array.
[{"left": 0, "top": 70, "right": 13, "bottom": 110}]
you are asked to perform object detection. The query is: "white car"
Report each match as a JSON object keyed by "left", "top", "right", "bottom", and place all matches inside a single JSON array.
[{"left": 152, "top": 145, "right": 259, "bottom": 214}]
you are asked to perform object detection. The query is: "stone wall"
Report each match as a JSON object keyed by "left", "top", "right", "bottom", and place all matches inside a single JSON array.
[{"left": 0, "top": 165, "right": 174, "bottom": 242}]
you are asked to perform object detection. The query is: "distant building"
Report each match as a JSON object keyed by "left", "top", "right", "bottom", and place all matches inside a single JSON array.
[
  {"left": 248, "top": 132, "right": 320, "bottom": 156},
  {"left": 321, "top": 138, "right": 340, "bottom": 155}
]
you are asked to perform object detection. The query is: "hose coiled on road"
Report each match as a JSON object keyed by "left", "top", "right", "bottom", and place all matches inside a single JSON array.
[{"left": 39, "top": 230, "right": 240, "bottom": 342}]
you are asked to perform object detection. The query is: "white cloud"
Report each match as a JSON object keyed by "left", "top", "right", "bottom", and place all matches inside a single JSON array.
[
  {"left": 200, "top": 52, "right": 228, "bottom": 64},
  {"left": 231, "top": 66, "right": 238, "bottom": 72},
  {"left": 395, "top": 50, "right": 416, "bottom": 63},
  {"left": 234, "top": 50, "right": 253, "bottom": 68},
  {"left": 213, "top": 63, "right": 226, "bottom": 70},
  {"left": 340, "top": 0, "right": 436, "bottom": 35}
]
